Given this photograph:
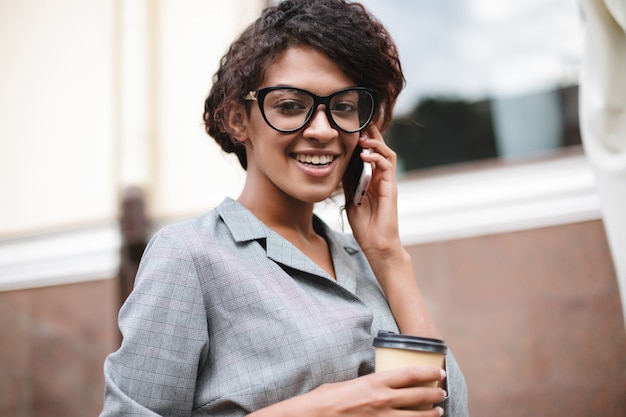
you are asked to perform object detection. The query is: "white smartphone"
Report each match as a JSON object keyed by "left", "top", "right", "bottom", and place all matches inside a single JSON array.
[{"left": 353, "top": 149, "right": 373, "bottom": 206}]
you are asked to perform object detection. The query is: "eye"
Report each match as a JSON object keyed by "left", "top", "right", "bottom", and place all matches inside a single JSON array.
[
  {"left": 264, "top": 89, "right": 312, "bottom": 116},
  {"left": 331, "top": 101, "right": 358, "bottom": 113},
  {"left": 274, "top": 99, "right": 308, "bottom": 114}
]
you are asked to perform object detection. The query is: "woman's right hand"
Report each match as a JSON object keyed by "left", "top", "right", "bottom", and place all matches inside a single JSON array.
[
  {"left": 250, "top": 366, "right": 446, "bottom": 417},
  {"left": 311, "top": 366, "right": 446, "bottom": 416}
]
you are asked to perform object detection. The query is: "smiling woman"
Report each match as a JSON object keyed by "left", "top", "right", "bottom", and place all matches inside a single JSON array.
[
  {"left": 100, "top": 1, "right": 468, "bottom": 416},
  {"left": 235, "top": 46, "right": 364, "bottom": 209}
]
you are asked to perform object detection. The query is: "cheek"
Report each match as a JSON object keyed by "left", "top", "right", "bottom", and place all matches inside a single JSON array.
[
  {"left": 345, "top": 133, "right": 361, "bottom": 159},
  {"left": 338, "top": 134, "right": 361, "bottom": 177},
  {"left": 243, "top": 112, "right": 275, "bottom": 148}
]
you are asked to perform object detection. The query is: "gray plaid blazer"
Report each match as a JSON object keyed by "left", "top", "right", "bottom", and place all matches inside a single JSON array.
[{"left": 101, "top": 197, "right": 467, "bottom": 416}]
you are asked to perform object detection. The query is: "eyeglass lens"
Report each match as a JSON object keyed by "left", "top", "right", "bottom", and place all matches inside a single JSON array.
[{"left": 261, "top": 88, "right": 375, "bottom": 132}]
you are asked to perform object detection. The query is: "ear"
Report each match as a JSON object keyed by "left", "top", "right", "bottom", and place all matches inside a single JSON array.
[{"left": 227, "top": 104, "right": 249, "bottom": 143}]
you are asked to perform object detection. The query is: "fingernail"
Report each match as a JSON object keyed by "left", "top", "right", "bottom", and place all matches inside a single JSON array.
[
  {"left": 436, "top": 406, "right": 444, "bottom": 416},
  {"left": 440, "top": 369, "right": 447, "bottom": 379}
]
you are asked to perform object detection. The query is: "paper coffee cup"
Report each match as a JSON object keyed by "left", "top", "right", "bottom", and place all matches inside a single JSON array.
[{"left": 373, "top": 330, "right": 447, "bottom": 410}]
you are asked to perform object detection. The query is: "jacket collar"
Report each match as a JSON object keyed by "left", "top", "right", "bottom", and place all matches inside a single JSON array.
[{"left": 215, "top": 197, "right": 360, "bottom": 292}]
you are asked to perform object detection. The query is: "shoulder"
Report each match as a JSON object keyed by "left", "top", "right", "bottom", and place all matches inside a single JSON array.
[
  {"left": 150, "top": 211, "right": 222, "bottom": 250},
  {"left": 144, "top": 199, "right": 239, "bottom": 263}
]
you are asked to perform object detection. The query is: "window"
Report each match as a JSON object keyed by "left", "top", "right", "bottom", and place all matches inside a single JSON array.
[
  {"left": 359, "top": 0, "right": 582, "bottom": 172},
  {"left": 316, "top": 1, "right": 598, "bottom": 243}
]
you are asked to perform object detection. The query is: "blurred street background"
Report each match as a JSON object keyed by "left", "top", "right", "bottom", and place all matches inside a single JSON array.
[{"left": 1, "top": 0, "right": 624, "bottom": 416}]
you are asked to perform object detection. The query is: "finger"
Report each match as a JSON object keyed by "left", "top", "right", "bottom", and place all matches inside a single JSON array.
[
  {"left": 359, "top": 134, "right": 396, "bottom": 167},
  {"left": 375, "top": 366, "right": 445, "bottom": 389},
  {"left": 360, "top": 128, "right": 388, "bottom": 150},
  {"left": 405, "top": 406, "right": 446, "bottom": 417},
  {"left": 392, "top": 386, "right": 447, "bottom": 411},
  {"left": 364, "top": 123, "right": 384, "bottom": 141},
  {"left": 358, "top": 142, "right": 393, "bottom": 170}
]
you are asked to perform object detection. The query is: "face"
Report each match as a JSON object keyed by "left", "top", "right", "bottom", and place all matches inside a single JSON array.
[{"left": 234, "top": 45, "right": 361, "bottom": 206}]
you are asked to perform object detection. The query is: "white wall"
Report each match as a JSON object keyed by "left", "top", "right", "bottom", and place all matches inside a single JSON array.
[
  {"left": 0, "top": 0, "right": 262, "bottom": 290},
  {"left": 150, "top": 0, "right": 256, "bottom": 219},
  {"left": 0, "top": 0, "right": 116, "bottom": 236},
  {"left": 0, "top": 0, "right": 262, "bottom": 239}
]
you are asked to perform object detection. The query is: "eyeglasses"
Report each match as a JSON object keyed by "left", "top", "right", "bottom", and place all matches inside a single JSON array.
[{"left": 245, "top": 86, "right": 379, "bottom": 133}]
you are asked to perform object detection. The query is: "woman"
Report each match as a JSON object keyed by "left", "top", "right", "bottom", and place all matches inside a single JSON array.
[{"left": 101, "top": 1, "right": 468, "bottom": 416}]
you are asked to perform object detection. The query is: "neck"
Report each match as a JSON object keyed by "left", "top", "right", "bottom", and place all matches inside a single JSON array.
[
  {"left": 237, "top": 185, "right": 317, "bottom": 239},
  {"left": 237, "top": 180, "right": 335, "bottom": 279}
]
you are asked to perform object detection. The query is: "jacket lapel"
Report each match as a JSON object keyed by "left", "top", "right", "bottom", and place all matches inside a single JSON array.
[{"left": 216, "top": 198, "right": 332, "bottom": 280}]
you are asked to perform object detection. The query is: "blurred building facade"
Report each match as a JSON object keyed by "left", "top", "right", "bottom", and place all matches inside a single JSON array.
[
  {"left": 0, "top": 1, "right": 624, "bottom": 416},
  {"left": 0, "top": 1, "right": 259, "bottom": 415}
]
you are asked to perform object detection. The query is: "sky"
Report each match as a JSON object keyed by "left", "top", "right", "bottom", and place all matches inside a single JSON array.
[{"left": 357, "top": 0, "right": 583, "bottom": 115}]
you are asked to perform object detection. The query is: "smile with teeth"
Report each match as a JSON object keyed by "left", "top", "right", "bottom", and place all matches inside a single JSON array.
[{"left": 294, "top": 154, "right": 335, "bottom": 166}]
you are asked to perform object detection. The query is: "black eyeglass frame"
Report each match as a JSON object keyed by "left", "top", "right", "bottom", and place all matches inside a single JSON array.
[{"left": 244, "top": 86, "right": 380, "bottom": 133}]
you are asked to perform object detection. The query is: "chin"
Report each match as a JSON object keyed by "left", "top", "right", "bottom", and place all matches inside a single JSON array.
[
  {"left": 289, "top": 182, "right": 342, "bottom": 205},
  {"left": 298, "top": 191, "right": 335, "bottom": 205}
]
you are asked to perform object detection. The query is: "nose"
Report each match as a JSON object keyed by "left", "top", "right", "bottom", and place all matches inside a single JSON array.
[{"left": 302, "top": 106, "right": 338, "bottom": 141}]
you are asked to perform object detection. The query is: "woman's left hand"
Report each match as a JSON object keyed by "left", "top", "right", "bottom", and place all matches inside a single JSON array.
[
  {"left": 345, "top": 125, "right": 402, "bottom": 257},
  {"left": 345, "top": 126, "right": 442, "bottom": 340}
]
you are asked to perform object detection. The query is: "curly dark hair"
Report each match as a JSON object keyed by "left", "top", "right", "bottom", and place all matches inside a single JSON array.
[{"left": 203, "top": 0, "right": 405, "bottom": 170}]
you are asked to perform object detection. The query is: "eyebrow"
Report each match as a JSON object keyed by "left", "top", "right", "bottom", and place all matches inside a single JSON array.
[{"left": 256, "top": 85, "right": 359, "bottom": 95}]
